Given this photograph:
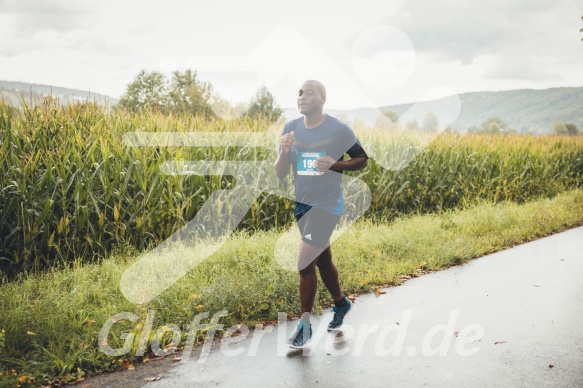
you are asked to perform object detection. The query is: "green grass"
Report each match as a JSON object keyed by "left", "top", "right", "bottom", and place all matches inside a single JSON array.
[{"left": 0, "top": 189, "right": 582, "bottom": 386}]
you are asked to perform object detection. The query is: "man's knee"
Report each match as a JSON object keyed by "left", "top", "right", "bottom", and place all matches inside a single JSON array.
[
  {"left": 316, "top": 247, "right": 332, "bottom": 268},
  {"left": 298, "top": 260, "right": 317, "bottom": 275},
  {"left": 316, "top": 256, "right": 331, "bottom": 269}
]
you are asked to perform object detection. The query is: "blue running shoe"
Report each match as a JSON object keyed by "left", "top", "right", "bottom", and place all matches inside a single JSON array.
[
  {"left": 328, "top": 297, "right": 352, "bottom": 331},
  {"left": 287, "top": 320, "right": 313, "bottom": 349}
]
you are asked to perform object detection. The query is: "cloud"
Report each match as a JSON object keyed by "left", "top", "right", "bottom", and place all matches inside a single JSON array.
[
  {"left": 387, "top": 0, "right": 578, "bottom": 65},
  {"left": 1, "top": 0, "right": 581, "bottom": 107},
  {"left": 0, "top": 0, "right": 93, "bottom": 34},
  {"left": 484, "top": 56, "right": 563, "bottom": 81},
  {"left": 0, "top": 0, "right": 132, "bottom": 58},
  {"left": 0, "top": 0, "right": 89, "bottom": 13}
]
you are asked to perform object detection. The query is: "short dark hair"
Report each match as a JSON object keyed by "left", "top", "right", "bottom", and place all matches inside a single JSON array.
[{"left": 303, "top": 80, "right": 326, "bottom": 97}]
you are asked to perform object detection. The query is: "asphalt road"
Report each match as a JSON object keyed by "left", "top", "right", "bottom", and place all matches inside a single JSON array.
[{"left": 88, "top": 226, "right": 583, "bottom": 387}]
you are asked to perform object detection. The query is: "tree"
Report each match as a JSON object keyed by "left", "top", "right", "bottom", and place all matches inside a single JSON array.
[
  {"left": 565, "top": 122, "right": 580, "bottom": 135},
  {"left": 245, "top": 86, "right": 283, "bottom": 121},
  {"left": 405, "top": 119, "right": 420, "bottom": 131},
  {"left": 118, "top": 70, "right": 168, "bottom": 112},
  {"left": 117, "top": 69, "right": 214, "bottom": 117},
  {"left": 553, "top": 121, "right": 579, "bottom": 135},
  {"left": 553, "top": 121, "right": 568, "bottom": 135},
  {"left": 422, "top": 111, "right": 439, "bottom": 132},
  {"left": 488, "top": 121, "right": 500, "bottom": 134},
  {"left": 167, "top": 69, "right": 213, "bottom": 116},
  {"left": 469, "top": 116, "right": 515, "bottom": 134}
]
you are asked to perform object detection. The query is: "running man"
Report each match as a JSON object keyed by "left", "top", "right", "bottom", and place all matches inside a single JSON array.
[{"left": 274, "top": 80, "right": 369, "bottom": 349}]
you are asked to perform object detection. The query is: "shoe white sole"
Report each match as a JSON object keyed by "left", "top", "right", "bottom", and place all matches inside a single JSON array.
[
  {"left": 327, "top": 303, "right": 353, "bottom": 331},
  {"left": 287, "top": 338, "right": 312, "bottom": 349}
]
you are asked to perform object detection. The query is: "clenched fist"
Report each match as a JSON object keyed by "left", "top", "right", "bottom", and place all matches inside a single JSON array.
[{"left": 315, "top": 155, "right": 337, "bottom": 172}]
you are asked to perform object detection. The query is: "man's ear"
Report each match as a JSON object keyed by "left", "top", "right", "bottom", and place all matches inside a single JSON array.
[{"left": 321, "top": 95, "right": 327, "bottom": 105}]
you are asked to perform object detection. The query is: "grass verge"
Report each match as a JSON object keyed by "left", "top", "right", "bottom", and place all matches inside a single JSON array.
[{"left": 0, "top": 189, "right": 582, "bottom": 386}]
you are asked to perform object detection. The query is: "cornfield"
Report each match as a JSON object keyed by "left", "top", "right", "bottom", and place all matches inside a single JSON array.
[{"left": 1, "top": 98, "right": 582, "bottom": 277}]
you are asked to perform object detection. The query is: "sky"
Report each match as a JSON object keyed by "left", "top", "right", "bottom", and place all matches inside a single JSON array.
[{"left": 0, "top": 0, "right": 582, "bottom": 109}]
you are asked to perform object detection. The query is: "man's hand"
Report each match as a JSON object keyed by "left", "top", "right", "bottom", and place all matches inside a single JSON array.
[
  {"left": 280, "top": 131, "right": 295, "bottom": 154},
  {"left": 315, "top": 155, "right": 337, "bottom": 172}
]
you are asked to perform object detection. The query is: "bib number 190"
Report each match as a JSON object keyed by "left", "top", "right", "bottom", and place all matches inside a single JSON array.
[
  {"left": 303, "top": 159, "right": 316, "bottom": 169},
  {"left": 297, "top": 151, "right": 325, "bottom": 176}
]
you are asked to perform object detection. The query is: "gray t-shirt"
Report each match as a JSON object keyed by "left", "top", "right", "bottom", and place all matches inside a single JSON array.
[{"left": 280, "top": 115, "right": 368, "bottom": 216}]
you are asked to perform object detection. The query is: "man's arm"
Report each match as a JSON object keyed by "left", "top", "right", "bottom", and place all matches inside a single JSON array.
[
  {"left": 330, "top": 154, "right": 368, "bottom": 172},
  {"left": 274, "top": 150, "right": 292, "bottom": 179},
  {"left": 274, "top": 130, "right": 295, "bottom": 179},
  {"left": 315, "top": 154, "right": 367, "bottom": 172},
  {"left": 317, "top": 129, "right": 369, "bottom": 173}
]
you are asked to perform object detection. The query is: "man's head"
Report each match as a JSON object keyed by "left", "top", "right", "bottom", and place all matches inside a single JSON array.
[{"left": 298, "top": 80, "right": 326, "bottom": 116}]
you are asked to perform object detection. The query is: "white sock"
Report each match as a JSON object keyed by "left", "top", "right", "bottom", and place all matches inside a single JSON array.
[{"left": 300, "top": 312, "right": 311, "bottom": 323}]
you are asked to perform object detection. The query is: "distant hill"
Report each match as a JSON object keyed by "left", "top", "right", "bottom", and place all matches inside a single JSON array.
[
  {"left": 2, "top": 81, "right": 581, "bottom": 134},
  {"left": 283, "top": 86, "right": 583, "bottom": 134},
  {"left": 0, "top": 80, "right": 117, "bottom": 107}
]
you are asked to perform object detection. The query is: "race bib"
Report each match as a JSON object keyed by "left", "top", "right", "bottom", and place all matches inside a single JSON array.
[{"left": 297, "top": 151, "right": 325, "bottom": 176}]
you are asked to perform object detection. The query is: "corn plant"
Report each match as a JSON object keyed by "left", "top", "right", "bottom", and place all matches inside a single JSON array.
[{"left": 0, "top": 99, "right": 581, "bottom": 277}]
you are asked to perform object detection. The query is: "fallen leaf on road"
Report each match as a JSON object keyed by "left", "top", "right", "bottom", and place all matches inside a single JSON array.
[
  {"left": 347, "top": 295, "right": 356, "bottom": 302},
  {"left": 172, "top": 357, "right": 181, "bottom": 362},
  {"left": 374, "top": 289, "right": 386, "bottom": 296},
  {"left": 144, "top": 377, "right": 162, "bottom": 382},
  {"left": 127, "top": 365, "right": 135, "bottom": 371},
  {"left": 494, "top": 341, "right": 507, "bottom": 345},
  {"left": 548, "top": 364, "right": 555, "bottom": 368}
]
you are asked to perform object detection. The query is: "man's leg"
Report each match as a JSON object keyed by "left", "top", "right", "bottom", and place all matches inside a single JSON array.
[
  {"left": 298, "top": 240, "right": 324, "bottom": 314},
  {"left": 286, "top": 240, "right": 321, "bottom": 348},
  {"left": 314, "top": 243, "right": 352, "bottom": 332},
  {"left": 316, "top": 245, "right": 343, "bottom": 302}
]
